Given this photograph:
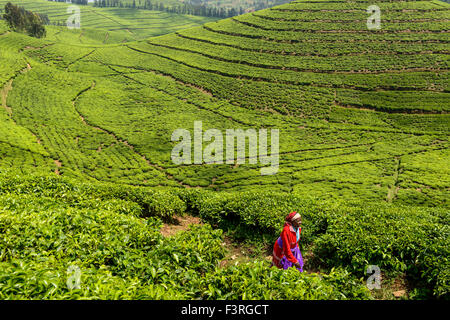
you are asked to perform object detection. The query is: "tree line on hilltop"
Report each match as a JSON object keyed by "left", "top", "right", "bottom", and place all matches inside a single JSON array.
[
  {"left": 1, "top": 2, "right": 47, "bottom": 38},
  {"left": 93, "top": 0, "right": 245, "bottom": 18},
  {"left": 47, "top": 0, "right": 291, "bottom": 18}
]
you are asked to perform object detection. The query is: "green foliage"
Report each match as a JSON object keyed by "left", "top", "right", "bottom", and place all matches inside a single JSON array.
[
  {"left": 0, "top": 181, "right": 222, "bottom": 299},
  {"left": 3, "top": 2, "right": 46, "bottom": 38},
  {"left": 312, "top": 203, "right": 449, "bottom": 298},
  {"left": 0, "top": 0, "right": 218, "bottom": 42},
  {"left": 0, "top": 172, "right": 448, "bottom": 299},
  {"left": 180, "top": 189, "right": 449, "bottom": 298},
  {"left": 0, "top": 176, "right": 363, "bottom": 300},
  {"left": 0, "top": 172, "right": 186, "bottom": 220},
  {"left": 192, "top": 262, "right": 372, "bottom": 300}
]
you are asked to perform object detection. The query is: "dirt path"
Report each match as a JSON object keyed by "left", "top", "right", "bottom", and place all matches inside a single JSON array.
[
  {"left": 1, "top": 80, "right": 13, "bottom": 118},
  {"left": 159, "top": 215, "right": 316, "bottom": 272},
  {"left": 160, "top": 214, "right": 272, "bottom": 267},
  {"left": 160, "top": 215, "right": 203, "bottom": 237},
  {"left": 219, "top": 235, "right": 273, "bottom": 268},
  {"left": 103, "top": 32, "right": 109, "bottom": 44},
  {"left": 1, "top": 63, "right": 32, "bottom": 121},
  {"left": 54, "top": 159, "right": 62, "bottom": 175},
  {"left": 386, "top": 157, "right": 402, "bottom": 202},
  {"left": 0, "top": 63, "right": 46, "bottom": 159},
  {"left": 20, "top": 44, "right": 54, "bottom": 52}
]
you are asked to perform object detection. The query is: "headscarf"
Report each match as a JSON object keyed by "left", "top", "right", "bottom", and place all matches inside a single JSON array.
[
  {"left": 285, "top": 211, "right": 301, "bottom": 242},
  {"left": 285, "top": 211, "right": 301, "bottom": 223}
]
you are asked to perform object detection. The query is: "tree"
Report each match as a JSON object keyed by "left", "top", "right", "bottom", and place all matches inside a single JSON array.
[{"left": 3, "top": 2, "right": 46, "bottom": 38}]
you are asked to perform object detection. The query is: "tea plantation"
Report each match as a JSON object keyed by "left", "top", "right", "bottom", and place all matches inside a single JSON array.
[
  {"left": 0, "top": 0, "right": 219, "bottom": 42},
  {"left": 0, "top": 0, "right": 448, "bottom": 299}
]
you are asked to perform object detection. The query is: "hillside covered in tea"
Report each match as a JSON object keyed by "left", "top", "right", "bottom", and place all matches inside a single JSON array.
[
  {"left": 1, "top": 0, "right": 448, "bottom": 205},
  {"left": 0, "top": 0, "right": 448, "bottom": 300}
]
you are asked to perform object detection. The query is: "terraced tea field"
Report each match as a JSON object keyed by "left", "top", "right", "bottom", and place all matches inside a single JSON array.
[
  {"left": 0, "top": 0, "right": 219, "bottom": 41},
  {"left": 0, "top": 0, "right": 448, "bottom": 300},
  {"left": 3, "top": 0, "right": 447, "bottom": 204}
]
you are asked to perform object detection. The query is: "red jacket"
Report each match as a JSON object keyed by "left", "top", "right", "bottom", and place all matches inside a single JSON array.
[{"left": 272, "top": 224, "right": 300, "bottom": 267}]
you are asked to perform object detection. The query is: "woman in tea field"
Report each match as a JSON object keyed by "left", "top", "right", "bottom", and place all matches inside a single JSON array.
[{"left": 272, "top": 211, "right": 303, "bottom": 272}]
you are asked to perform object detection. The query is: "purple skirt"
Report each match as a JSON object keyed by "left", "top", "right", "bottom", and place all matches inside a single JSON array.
[{"left": 276, "top": 237, "right": 304, "bottom": 272}]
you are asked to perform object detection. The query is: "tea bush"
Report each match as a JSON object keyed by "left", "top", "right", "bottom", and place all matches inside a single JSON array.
[
  {"left": 0, "top": 190, "right": 224, "bottom": 299},
  {"left": 192, "top": 262, "right": 372, "bottom": 300},
  {"left": 0, "top": 172, "right": 186, "bottom": 221}
]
